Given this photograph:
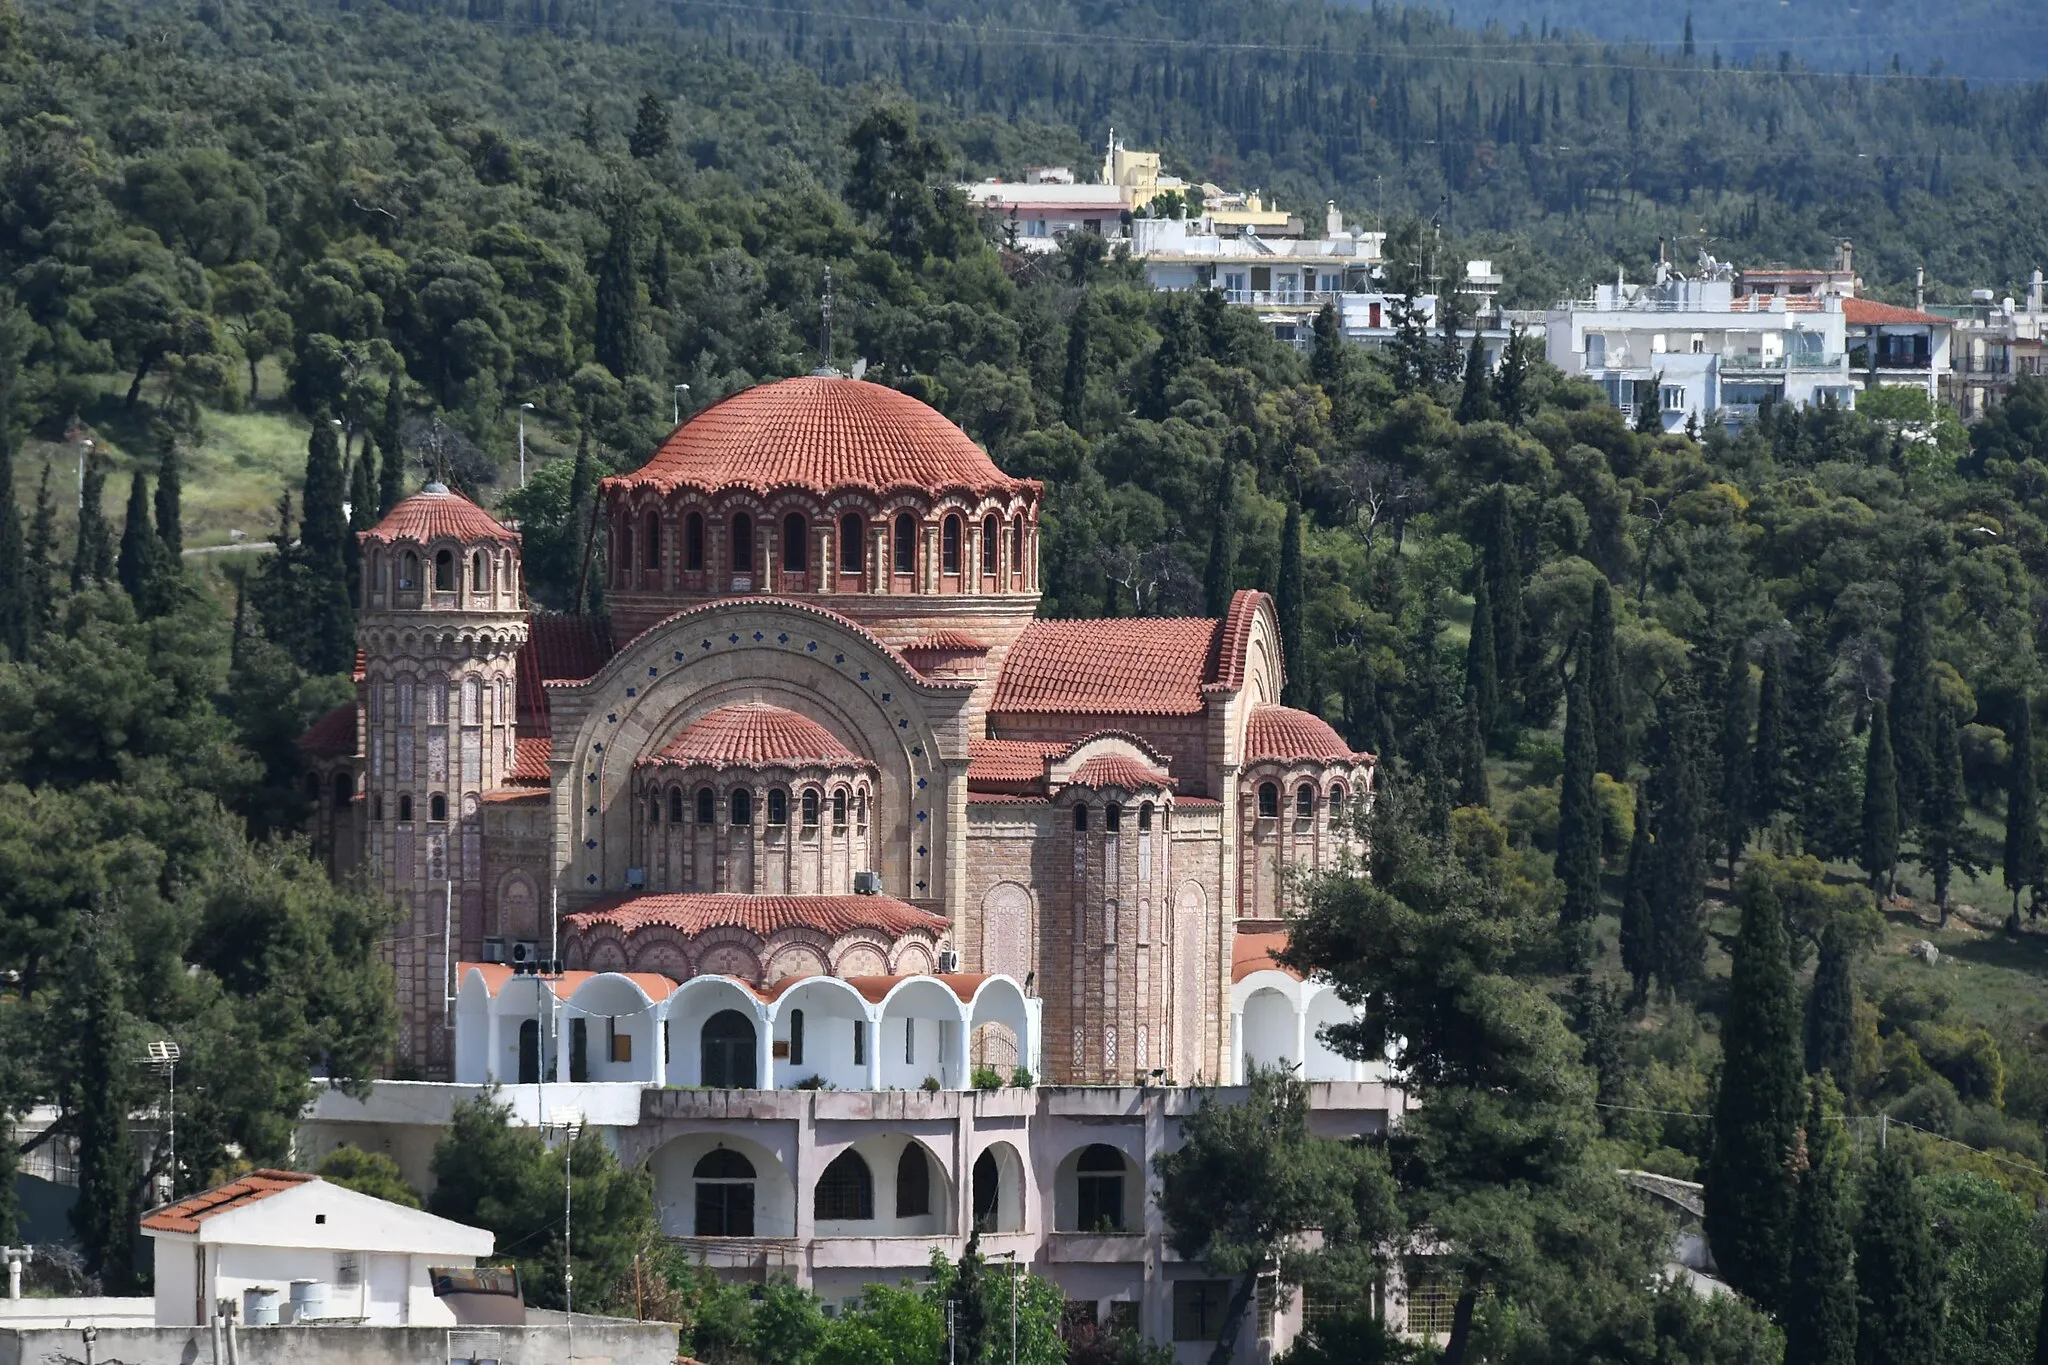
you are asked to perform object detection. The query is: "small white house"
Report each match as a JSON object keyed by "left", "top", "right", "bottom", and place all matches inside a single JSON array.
[{"left": 142, "top": 1170, "right": 493, "bottom": 1328}]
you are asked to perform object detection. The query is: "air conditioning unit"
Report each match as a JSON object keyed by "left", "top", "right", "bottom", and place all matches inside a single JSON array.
[
  {"left": 511, "top": 939, "right": 541, "bottom": 968},
  {"left": 625, "top": 866, "right": 646, "bottom": 889},
  {"left": 852, "top": 870, "right": 882, "bottom": 896},
  {"left": 481, "top": 936, "right": 507, "bottom": 964},
  {"left": 937, "top": 950, "right": 960, "bottom": 974}
]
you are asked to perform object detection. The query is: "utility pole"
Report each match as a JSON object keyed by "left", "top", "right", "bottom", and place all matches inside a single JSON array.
[
  {"left": 672, "top": 385, "right": 689, "bottom": 428},
  {"left": 518, "top": 403, "right": 535, "bottom": 487}
]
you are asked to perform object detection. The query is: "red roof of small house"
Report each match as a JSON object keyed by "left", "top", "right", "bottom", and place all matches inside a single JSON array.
[
  {"left": 1068, "top": 754, "right": 1175, "bottom": 792},
  {"left": 605, "top": 376, "right": 1038, "bottom": 501},
  {"left": 1232, "top": 930, "right": 1302, "bottom": 983},
  {"left": 361, "top": 484, "right": 518, "bottom": 546},
  {"left": 300, "top": 702, "right": 358, "bottom": 759},
  {"left": 142, "top": 1169, "right": 317, "bottom": 1234},
  {"left": 515, "top": 613, "right": 616, "bottom": 738},
  {"left": 1841, "top": 298, "right": 1948, "bottom": 326},
  {"left": 646, "top": 704, "right": 867, "bottom": 770},
  {"left": 993, "top": 616, "right": 1225, "bottom": 716},
  {"left": 565, "top": 893, "right": 946, "bottom": 941},
  {"left": 1245, "top": 705, "right": 1373, "bottom": 764}
]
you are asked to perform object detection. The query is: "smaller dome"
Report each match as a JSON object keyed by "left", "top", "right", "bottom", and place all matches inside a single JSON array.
[
  {"left": 647, "top": 704, "right": 866, "bottom": 771},
  {"left": 363, "top": 485, "right": 518, "bottom": 546},
  {"left": 1245, "top": 705, "right": 1370, "bottom": 764},
  {"left": 1068, "top": 754, "right": 1174, "bottom": 793}
]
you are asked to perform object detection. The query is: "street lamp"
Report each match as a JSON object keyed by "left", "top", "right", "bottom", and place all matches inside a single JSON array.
[
  {"left": 518, "top": 403, "right": 535, "bottom": 487},
  {"left": 136, "top": 1040, "right": 181, "bottom": 1198},
  {"left": 672, "top": 384, "right": 690, "bottom": 428},
  {"left": 555, "top": 1107, "right": 583, "bottom": 1359}
]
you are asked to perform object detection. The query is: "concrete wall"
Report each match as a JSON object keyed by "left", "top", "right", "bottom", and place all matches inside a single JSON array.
[{"left": 0, "top": 1320, "right": 676, "bottom": 1365}]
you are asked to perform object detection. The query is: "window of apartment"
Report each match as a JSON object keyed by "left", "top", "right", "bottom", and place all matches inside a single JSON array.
[
  {"left": 904, "top": 1017, "right": 916, "bottom": 1065},
  {"left": 853, "top": 1019, "right": 867, "bottom": 1067},
  {"left": 1173, "top": 1281, "right": 1234, "bottom": 1342},
  {"left": 815, "top": 1152, "right": 875, "bottom": 1221},
  {"left": 1405, "top": 1266, "right": 1461, "bottom": 1337},
  {"left": 1661, "top": 385, "right": 1686, "bottom": 411},
  {"left": 1075, "top": 1144, "right": 1126, "bottom": 1231}
]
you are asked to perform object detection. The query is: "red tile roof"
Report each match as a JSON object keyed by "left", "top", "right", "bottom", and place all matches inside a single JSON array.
[
  {"left": 606, "top": 376, "right": 1038, "bottom": 501},
  {"left": 901, "top": 631, "right": 992, "bottom": 653},
  {"left": 967, "top": 738, "right": 1064, "bottom": 788},
  {"left": 142, "top": 1169, "right": 316, "bottom": 1234},
  {"left": 1841, "top": 297, "right": 1948, "bottom": 326},
  {"left": 361, "top": 485, "right": 518, "bottom": 546},
  {"left": 566, "top": 893, "right": 946, "bottom": 941},
  {"left": 993, "top": 616, "right": 1226, "bottom": 716},
  {"left": 509, "top": 736, "right": 553, "bottom": 783},
  {"left": 1069, "top": 753, "right": 1174, "bottom": 792},
  {"left": 647, "top": 704, "right": 866, "bottom": 771},
  {"left": 841, "top": 973, "right": 991, "bottom": 1004},
  {"left": 300, "top": 702, "right": 358, "bottom": 759},
  {"left": 516, "top": 614, "right": 616, "bottom": 737},
  {"left": 1245, "top": 705, "right": 1372, "bottom": 764},
  {"left": 1209, "top": 590, "right": 1271, "bottom": 695},
  {"left": 1232, "top": 930, "right": 1301, "bottom": 984},
  {"left": 457, "top": 963, "right": 680, "bottom": 1001}
]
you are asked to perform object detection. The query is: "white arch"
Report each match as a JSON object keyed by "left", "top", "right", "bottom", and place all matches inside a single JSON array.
[
  {"left": 563, "top": 974, "right": 668, "bottom": 1083},
  {"left": 875, "top": 977, "right": 973, "bottom": 1090},
  {"left": 767, "top": 976, "right": 874, "bottom": 1091},
  {"left": 664, "top": 976, "right": 771, "bottom": 1087}
]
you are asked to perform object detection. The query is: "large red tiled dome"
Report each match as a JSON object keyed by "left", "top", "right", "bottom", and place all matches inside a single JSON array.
[
  {"left": 1245, "top": 704, "right": 1372, "bottom": 764},
  {"left": 646, "top": 703, "right": 866, "bottom": 770},
  {"left": 362, "top": 483, "right": 518, "bottom": 545},
  {"left": 608, "top": 375, "right": 1036, "bottom": 499}
]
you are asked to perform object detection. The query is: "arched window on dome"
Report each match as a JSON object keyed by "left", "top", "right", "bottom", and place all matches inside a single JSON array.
[
  {"left": 856, "top": 788, "right": 869, "bottom": 835},
  {"left": 1073, "top": 804, "right": 1089, "bottom": 832},
  {"left": 766, "top": 788, "right": 788, "bottom": 826},
  {"left": 648, "top": 793, "right": 661, "bottom": 825},
  {"left": 731, "top": 513, "right": 753, "bottom": 575},
  {"left": 1012, "top": 518, "right": 1026, "bottom": 578},
  {"left": 1139, "top": 801, "right": 1154, "bottom": 832},
  {"left": 730, "top": 789, "right": 753, "bottom": 826},
  {"left": 1329, "top": 782, "right": 1347, "bottom": 812},
  {"left": 1106, "top": 803, "right": 1122, "bottom": 833},
  {"left": 839, "top": 513, "right": 864, "bottom": 574},
  {"left": 429, "top": 792, "right": 448, "bottom": 822},
  {"left": 941, "top": 514, "right": 962, "bottom": 575},
  {"left": 893, "top": 513, "right": 917, "bottom": 576},
  {"left": 684, "top": 512, "right": 705, "bottom": 571},
  {"left": 501, "top": 549, "right": 514, "bottom": 595},
  {"left": 615, "top": 523, "right": 633, "bottom": 585},
  {"left": 832, "top": 788, "right": 848, "bottom": 830},
  {"left": 471, "top": 551, "right": 487, "bottom": 593},
  {"left": 643, "top": 511, "right": 662, "bottom": 573},
  {"left": 399, "top": 552, "right": 418, "bottom": 590},
  {"left": 397, "top": 794, "right": 413, "bottom": 823},
  {"left": 1257, "top": 782, "right": 1280, "bottom": 819},
  {"left": 332, "top": 774, "right": 354, "bottom": 807},
  {"left": 801, "top": 788, "right": 820, "bottom": 827},
  {"left": 1296, "top": 783, "right": 1316, "bottom": 818},
  {"left": 669, "top": 787, "right": 686, "bottom": 824},
  {"left": 783, "top": 513, "right": 808, "bottom": 572},
  {"left": 982, "top": 514, "right": 999, "bottom": 575},
  {"left": 433, "top": 549, "right": 455, "bottom": 592},
  {"left": 696, "top": 787, "right": 715, "bottom": 825}
]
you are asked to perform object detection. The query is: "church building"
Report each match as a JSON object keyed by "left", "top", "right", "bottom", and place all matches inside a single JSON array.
[{"left": 306, "top": 375, "right": 1375, "bottom": 1086}]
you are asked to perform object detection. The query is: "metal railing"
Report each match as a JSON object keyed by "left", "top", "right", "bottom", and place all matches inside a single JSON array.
[{"left": 1222, "top": 288, "right": 1341, "bottom": 307}]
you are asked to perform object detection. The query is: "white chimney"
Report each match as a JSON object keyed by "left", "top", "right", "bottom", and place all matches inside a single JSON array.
[
  {"left": 2031, "top": 269, "right": 2044, "bottom": 316},
  {"left": 1325, "top": 201, "right": 1343, "bottom": 237},
  {"left": 1915, "top": 267, "right": 1925, "bottom": 312}
]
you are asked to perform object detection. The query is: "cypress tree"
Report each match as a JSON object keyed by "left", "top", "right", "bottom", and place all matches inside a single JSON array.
[
  {"left": 1309, "top": 299, "right": 1344, "bottom": 391},
  {"left": 299, "top": 423, "right": 355, "bottom": 675},
  {"left": 0, "top": 338, "right": 21, "bottom": 660},
  {"left": 2004, "top": 694, "right": 2041, "bottom": 935},
  {"left": 1455, "top": 329, "right": 1493, "bottom": 423},
  {"left": 302, "top": 421, "right": 348, "bottom": 571},
  {"left": 1784, "top": 1076, "right": 1856, "bottom": 1365},
  {"left": 1915, "top": 704, "right": 1969, "bottom": 924},
  {"left": 628, "top": 91, "right": 671, "bottom": 160},
  {"left": 1201, "top": 450, "right": 1238, "bottom": 618},
  {"left": 1790, "top": 630, "right": 1861, "bottom": 861},
  {"left": 346, "top": 445, "right": 375, "bottom": 610},
  {"left": 70, "top": 933, "right": 137, "bottom": 1292},
  {"left": 1589, "top": 576, "right": 1627, "bottom": 777},
  {"left": 1465, "top": 569, "right": 1498, "bottom": 739},
  {"left": 376, "top": 374, "right": 406, "bottom": 513},
  {"left": 1278, "top": 501, "right": 1306, "bottom": 709},
  {"left": 1855, "top": 1140, "right": 1942, "bottom": 1365},
  {"left": 1717, "top": 642, "right": 1753, "bottom": 880},
  {"left": 1645, "top": 676, "right": 1709, "bottom": 993},
  {"left": 1062, "top": 295, "right": 1092, "bottom": 430},
  {"left": 1483, "top": 490, "right": 1523, "bottom": 714},
  {"left": 1888, "top": 575, "right": 1937, "bottom": 820},
  {"left": 1704, "top": 872, "right": 1803, "bottom": 1313},
  {"left": 22, "top": 462, "right": 55, "bottom": 647},
  {"left": 153, "top": 440, "right": 182, "bottom": 559},
  {"left": 1557, "top": 641, "right": 1603, "bottom": 928},
  {"left": 1861, "top": 705, "right": 1900, "bottom": 897},
  {"left": 951, "top": 1228, "right": 991, "bottom": 1365},
  {"left": 1805, "top": 929, "right": 1857, "bottom": 1081},
  {"left": 2033, "top": 1247, "right": 2048, "bottom": 1365},
  {"left": 593, "top": 198, "right": 641, "bottom": 381},
  {"left": 568, "top": 422, "right": 597, "bottom": 617},
  {"left": 1619, "top": 794, "right": 1655, "bottom": 1004},
  {"left": 1491, "top": 329, "right": 1532, "bottom": 426},
  {"left": 115, "top": 470, "right": 163, "bottom": 612},
  {"left": 71, "top": 454, "right": 111, "bottom": 589},
  {"left": 1456, "top": 683, "right": 1490, "bottom": 807},
  {"left": 1751, "top": 644, "right": 1789, "bottom": 828},
  {"left": 648, "top": 229, "right": 672, "bottom": 311}
]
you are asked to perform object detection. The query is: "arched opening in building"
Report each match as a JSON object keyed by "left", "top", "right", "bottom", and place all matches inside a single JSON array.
[
  {"left": 893, "top": 513, "right": 916, "bottom": 575},
  {"left": 429, "top": 792, "right": 448, "bottom": 822},
  {"left": 1105, "top": 803, "right": 1122, "bottom": 833},
  {"left": 839, "top": 512, "right": 864, "bottom": 574},
  {"left": 981, "top": 514, "right": 999, "bottom": 575},
  {"left": 700, "top": 1010, "right": 757, "bottom": 1088},
  {"left": 1139, "top": 801, "right": 1154, "bottom": 832},
  {"left": 941, "top": 514, "right": 962, "bottom": 575},
  {"left": 766, "top": 788, "right": 788, "bottom": 826},
  {"left": 801, "top": 788, "right": 820, "bottom": 827},
  {"left": 697, "top": 787, "right": 715, "bottom": 824},
  {"left": 669, "top": 787, "right": 685, "bottom": 823},
  {"left": 684, "top": 512, "right": 705, "bottom": 571},
  {"left": 397, "top": 794, "right": 413, "bottom": 822},
  {"left": 1258, "top": 782, "right": 1280, "bottom": 818},
  {"left": 730, "top": 513, "right": 753, "bottom": 573},
  {"left": 471, "top": 551, "right": 487, "bottom": 592},
  {"left": 787, "top": 1008, "right": 805, "bottom": 1066},
  {"left": 517, "top": 1018, "right": 542, "bottom": 1084},
  {"left": 693, "top": 1148, "right": 756, "bottom": 1236},
  {"left": 399, "top": 552, "right": 418, "bottom": 589},
  {"left": 815, "top": 1150, "right": 874, "bottom": 1221},
  {"left": 1296, "top": 783, "right": 1315, "bottom": 818},
  {"left": 783, "top": 513, "right": 807, "bottom": 572},
  {"left": 1011, "top": 518, "right": 1025, "bottom": 574},
  {"left": 895, "top": 1144, "right": 931, "bottom": 1218},
  {"left": 730, "top": 789, "right": 753, "bottom": 826},
  {"left": 433, "top": 549, "right": 455, "bottom": 592},
  {"left": 1073, "top": 804, "right": 1089, "bottom": 832},
  {"left": 332, "top": 772, "right": 352, "bottom": 806},
  {"left": 972, "top": 1143, "right": 1025, "bottom": 1233},
  {"left": 643, "top": 511, "right": 661, "bottom": 571},
  {"left": 832, "top": 789, "right": 848, "bottom": 829},
  {"left": 1074, "top": 1144, "right": 1128, "bottom": 1231}
]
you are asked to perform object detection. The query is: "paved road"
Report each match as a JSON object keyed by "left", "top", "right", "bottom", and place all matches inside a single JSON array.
[{"left": 182, "top": 541, "right": 278, "bottom": 556}]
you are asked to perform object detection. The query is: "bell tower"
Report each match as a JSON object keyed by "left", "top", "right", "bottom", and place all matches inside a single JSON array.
[{"left": 356, "top": 483, "right": 528, "bottom": 1077}]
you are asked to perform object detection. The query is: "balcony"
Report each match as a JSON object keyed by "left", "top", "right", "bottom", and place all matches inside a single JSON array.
[
  {"left": 1222, "top": 289, "right": 1339, "bottom": 309},
  {"left": 1720, "top": 351, "right": 1845, "bottom": 373},
  {"left": 1049, "top": 1231, "right": 1147, "bottom": 1264},
  {"left": 667, "top": 1236, "right": 804, "bottom": 1279}
]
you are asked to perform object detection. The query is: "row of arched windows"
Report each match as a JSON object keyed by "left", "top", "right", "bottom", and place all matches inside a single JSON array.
[
  {"left": 376, "top": 547, "right": 515, "bottom": 596},
  {"left": 1254, "top": 780, "right": 1350, "bottom": 820},
  {"left": 647, "top": 783, "right": 869, "bottom": 831},
  {"left": 616, "top": 507, "right": 1029, "bottom": 582},
  {"left": 1070, "top": 801, "right": 1160, "bottom": 832},
  {"left": 691, "top": 1144, "right": 934, "bottom": 1235},
  {"left": 365, "top": 791, "right": 451, "bottom": 823}
]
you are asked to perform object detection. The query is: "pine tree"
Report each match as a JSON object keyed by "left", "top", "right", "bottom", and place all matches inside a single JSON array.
[
  {"left": 1861, "top": 705, "right": 1901, "bottom": 897},
  {"left": 1556, "top": 642, "right": 1603, "bottom": 929},
  {"left": 1464, "top": 568, "right": 1498, "bottom": 739},
  {"left": 1309, "top": 300, "right": 1344, "bottom": 391},
  {"left": 1784, "top": 1076, "right": 1856, "bottom": 1365},
  {"left": 1915, "top": 704, "right": 1970, "bottom": 924},
  {"left": 116, "top": 470, "right": 164, "bottom": 612},
  {"left": 628, "top": 92, "right": 671, "bottom": 160},
  {"left": 594, "top": 199, "right": 641, "bottom": 381},
  {"left": 1456, "top": 683, "right": 1490, "bottom": 807},
  {"left": 1589, "top": 576, "right": 1627, "bottom": 777},
  {"left": 376, "top": 374, "right": 406, "bottom": 513},
  {"left": 1805, "top": 929, "right": 1857, "bottom": 1081},
  {"left": 2004, "top": 694, "right": 2042, "bottom": 935},
  {"left": 1888, "top": 575, "right": 1937, "bottom": 822},
  {"left": 1201, "top": 450, "right": 1238, "bottom": 618},
  {"left": 1619, "top": 794, "right": 1655, "bottom": 1003},
  {"left": 153, "top": 439, "right": 182, "bottom": 560},
  {"left": 1705, "top": 871, "right": 1803, "bottom": 1314},
  {"left": 71, "top": 454, "right": 111, "bottom": 589},
  {"left": 22, "top": 463, "right": 55, "bottom": 647},
  {"left": 1855, "top": 1140, "right": 1942, "bottom": 1365},
  {"left": 1645, "top": 677, "right": 1709, "bottom": 992},
  {"left": 0, "top": 330, "right": 22, "bottom": 660},
  {"left": 1751, "top": 644, "right": 1789, "bottom": 829},
  {"left": 1455, "top": 329, "right": 1494, "bottom": 423},
  {"left": 1278, "top": 501, "right": 1306, "bottom": 709},
  {"left": 1717, "top": 642, "right": 1753, "bottom": 880}
]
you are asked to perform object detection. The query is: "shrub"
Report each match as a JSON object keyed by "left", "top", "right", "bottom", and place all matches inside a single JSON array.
[
  {"left": 921, "top": 1075, "right": 942, "bottom": 1093},
  {"left": 1009, "top": 1066, "right": 1035, "bottom": 1088},
  {"left": 971, "top": 1065, "right": 1005, "bottom": 1091}
]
